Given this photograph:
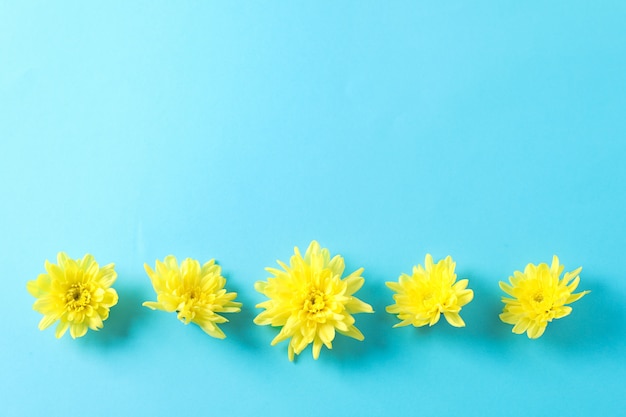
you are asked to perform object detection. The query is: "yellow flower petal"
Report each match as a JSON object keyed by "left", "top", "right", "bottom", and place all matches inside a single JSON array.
[
  {"left": 311, "top": 338, "right": 323, "bottom": 359},
  {"left": 338, "top": 324, "right": 365, "bottom": 340},
  {"left": 443, "top": 311, "right": 466, "bottom": 327},
  {"left": 70, "top": 322, "right": 88, "bottom": 339},
  {"left": 55, "top": 321, "right": 70, "bottom": 338},
  {"left": 527, "top": 322, "right": 547, "bottom": 339}
]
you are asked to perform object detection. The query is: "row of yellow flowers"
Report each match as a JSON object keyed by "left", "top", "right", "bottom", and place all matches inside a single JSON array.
[{"left": 27, "top": 241, "right": 589, "bottom": 361}]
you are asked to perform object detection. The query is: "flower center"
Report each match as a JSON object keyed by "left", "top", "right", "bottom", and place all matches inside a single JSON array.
[
  {"left": 533, "top": 292, "right": 544, "bottom": 303},
  {"left": 174, "top": 287, "right": 208, "bottom": 322},
  {"left": 65, "top": 284, "right": 91, "bottom": 311},
  {"left": 304, "top": 289, "right": 326, "bottom": 314}
]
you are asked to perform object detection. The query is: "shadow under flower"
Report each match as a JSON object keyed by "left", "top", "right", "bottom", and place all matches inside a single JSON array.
[
  {"left": 321, "top": 278, "right": 396, "bottom": 367},
  {"left": 445, "top": 274, "right": 513, "bottom": 344},
  {"left": 80, "top": 279, "right": 151, "bottom": 348},
  {"left": 221, "top": 283, "right": 263, "bottom": 351},
  {"left": 543, "top": 276, "right": 626, "bottom": 354}
]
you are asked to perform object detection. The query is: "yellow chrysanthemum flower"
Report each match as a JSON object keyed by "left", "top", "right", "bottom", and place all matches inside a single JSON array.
[
  {"left": 499, "top": 255, "right": 589, "bottom": 339},
  {"left": 386, "top": 254, "right": 473, "bottom": 328},
  {"left": 143, "top": 256, "right": 241, "bottom": 339},
  {"left": 254, "top": 241, "right": 373, "bottom": 361},
  {"left": 26, "top": 252, "right": 119, "bottom": 339}
]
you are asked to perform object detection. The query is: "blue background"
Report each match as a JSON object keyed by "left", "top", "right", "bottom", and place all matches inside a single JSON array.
[{"left": 2, "top": 1, "right": 625, "bottom": 416}]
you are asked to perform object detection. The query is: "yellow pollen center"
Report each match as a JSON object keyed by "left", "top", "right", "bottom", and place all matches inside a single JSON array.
[
  {"left": 304, "top": 290, "right": 326, "bottom": 313},
  {"left": 65, "top": 284, "right": 91, "bottom": 311},
  {"left": 175, "top": 289, "right": 202, "bottom": 320},
  {"left": 533, "top": 293, "right": 544, "bottom": 303}
]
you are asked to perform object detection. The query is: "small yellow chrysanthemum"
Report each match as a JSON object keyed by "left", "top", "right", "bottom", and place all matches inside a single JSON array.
[
  {"left": 26, "top": 252, "right": 119, "bottom": 339},
  {"left": 499, "top": 256, "right": 589, "bottom": 339},
  {"left": 254, "top": 241, "right": 373, "bottom": 361},
  {"left": 386, "top": 254, "right": 473, "bottom": 328},
  {"left": 143, "top": 256, "right": 241, "bottom": 339}
]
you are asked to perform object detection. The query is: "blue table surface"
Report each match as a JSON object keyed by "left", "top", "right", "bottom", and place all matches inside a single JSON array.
[{"left": 1, "top": 2, "right": 625, "bottom": 416}]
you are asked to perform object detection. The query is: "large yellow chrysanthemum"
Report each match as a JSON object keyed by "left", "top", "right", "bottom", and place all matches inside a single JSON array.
[
  {"left": 143, "top": 256, "right": 241, "bottom": 339},
  {"left": 254, "top": 241, "right": 373, "bottom": 361},
  {"left": 499, "top": 256, "right": 589, "bottom": 338},
  {"left": 386, "top": 254, "right": 473, "bottom": 328},
  {"left": 26, "top": 252, "right": 119, "bottom": 339}
]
